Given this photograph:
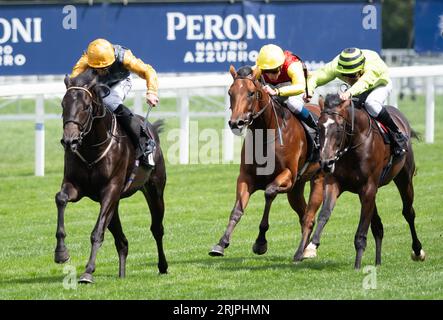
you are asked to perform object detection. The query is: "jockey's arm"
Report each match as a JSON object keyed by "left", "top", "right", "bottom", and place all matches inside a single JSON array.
[
  {"left": 277, "top": 61, "right": 305, "bottom": 96},
  {"left": 348, "top": 59, "right": 388, "bottom": 96},
  {"left": 123, "top": 50, "right": 159, "bottom": 96},
  {"left": 307, "top": 57, "right": 339, "bottom": 96},
  {"left": 70, "top": 53, "right": 89, "bottom": 78}
]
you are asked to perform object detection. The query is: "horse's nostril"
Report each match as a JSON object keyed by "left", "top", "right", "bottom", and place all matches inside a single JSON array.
[
  {"left": 328, "top": 159, "right": 335, "bottom": 166},
  {"left": 237, "top": 120, "right": 245, "bottom": 127}
]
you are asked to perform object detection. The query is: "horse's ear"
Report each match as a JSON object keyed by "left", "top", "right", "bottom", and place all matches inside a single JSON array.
[
  {"left": 229, "top": 65, "right": 237, "bottom": 79},
  {"left": 251, "top": 67, "right": 258, "bottom": 80},
  {"left": 318, "top": 95, "right": 325, "bottom": 111},
  {"left": 64, "top": 74, "right": 71, "bottom": 89}
]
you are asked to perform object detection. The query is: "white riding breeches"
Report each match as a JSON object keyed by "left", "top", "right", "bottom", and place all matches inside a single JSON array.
[
  {"left": 364, "top": 81, "right": 393, "bottom": 117},
  {"left": 285, "top": 94, "right": 305, "bottom": 114},
  {"left": 102, "top": 76, "right": 132, "bottom": 112}
]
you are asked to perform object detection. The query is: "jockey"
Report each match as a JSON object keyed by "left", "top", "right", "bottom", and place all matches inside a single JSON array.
[
  {"left": 307, "top": 47, "right": 407, "bottom": 157},
  {"left": 254, "top": 44, "right": 319, "bottom": 140},
  {"left": 70, "top": 38, "right": 159, "bottom": 168}
]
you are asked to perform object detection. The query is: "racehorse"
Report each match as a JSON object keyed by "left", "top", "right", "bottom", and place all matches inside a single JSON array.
[
  {"left": 307, "top": 93, "right": 425, "bottom": 268},
  {"left": 54, "top": 69, "right": 168, "bottom": 283},
  {"left": 209, "top": 65, "right": 324, "bottom": 262}
]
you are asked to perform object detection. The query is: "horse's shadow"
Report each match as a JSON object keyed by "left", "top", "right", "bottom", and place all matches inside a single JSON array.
[{"left": 141, "top": 255, "right": 345, "bottom": 272}]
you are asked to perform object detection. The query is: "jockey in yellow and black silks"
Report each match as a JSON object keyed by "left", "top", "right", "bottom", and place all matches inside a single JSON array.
[
  {"left": 308, "top": 47, "right": 407, "bottom": 157},
  {"left": 71, "top": 38, "right": 159, "bottom": 167}
]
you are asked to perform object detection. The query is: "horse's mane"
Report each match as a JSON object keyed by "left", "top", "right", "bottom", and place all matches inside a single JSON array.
[{"left": 324, "top": 93, "right": 342, "bottom": 110}]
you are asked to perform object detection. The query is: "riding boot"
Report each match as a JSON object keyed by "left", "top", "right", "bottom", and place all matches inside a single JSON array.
[
  {"left": 375, "top": 107, "right": 408, "bottom": 157},
  {"left": 114, "top": 104, "right": 155, "bottom": 168}
]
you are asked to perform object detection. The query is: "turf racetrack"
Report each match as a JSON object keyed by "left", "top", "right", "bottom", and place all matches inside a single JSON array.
[{"left": 0, "top": 95, "right": 442, "bottom": 299}]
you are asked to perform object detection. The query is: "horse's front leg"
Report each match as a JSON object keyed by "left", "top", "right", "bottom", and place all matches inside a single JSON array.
[
  {"left": 308, "top": 177, "right": 341, "bottom": 257},
  {"left": 253, "top": 169, "right": 293, "bottom": 255},
  {"left": 209, "top": 175, "right": 255, "bottom": 256},
  {"left": 79, "top": 185, "right": 121, "bottom": 283},
  {"left": 54, "top": 181, "right": 81, "bottom": 264},
  {"left": 354, "top": 182, "right": 377, "bottom": 269}
]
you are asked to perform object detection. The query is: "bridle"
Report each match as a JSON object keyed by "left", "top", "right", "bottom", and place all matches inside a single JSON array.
[
  {"left": 231, "top": 76, "right": 284, "bottom": 145},
  {"left": 320, "top": 98, "right": 372, "bottom": 163}
]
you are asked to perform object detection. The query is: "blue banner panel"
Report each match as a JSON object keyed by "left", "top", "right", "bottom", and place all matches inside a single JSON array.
[
  {"left": 0, "top": 1, "right": 381, "bottom": 75},
  {"left": 415, "top": 0, "right": 443, "bottom": 52}
]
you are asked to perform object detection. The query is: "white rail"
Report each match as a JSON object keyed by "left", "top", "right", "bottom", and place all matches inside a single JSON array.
[{"left": 0, "top": 66, "right": 442, "bottom": 176}]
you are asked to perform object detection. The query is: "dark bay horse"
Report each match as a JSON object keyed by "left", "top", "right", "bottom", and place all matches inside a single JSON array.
[
  {"left": 209, "top": 66, "right": 324, "bottom": 262},
  {"left": 308, "top": 94, "right": 425, "bottom": 268},
  {"left": 55, "top": 69, "right": 167, "bottom": 283}
]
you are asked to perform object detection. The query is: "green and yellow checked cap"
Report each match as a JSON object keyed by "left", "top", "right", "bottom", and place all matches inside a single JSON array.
[{"left": 337, "top": 48, "right": 365, "bottom": 74}]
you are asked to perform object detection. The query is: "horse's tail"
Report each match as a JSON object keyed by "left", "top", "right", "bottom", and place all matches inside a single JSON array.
[{"left": 151, "top": 119, "right": 165, "bottom": 135}]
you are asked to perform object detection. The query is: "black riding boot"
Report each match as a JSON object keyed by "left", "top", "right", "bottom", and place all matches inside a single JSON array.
[
  {"left": 376, "top": 107, "right": 408, "bottom": 157},
  {"left": 114, "top": 104, "right": 155, "bottom": 168}
]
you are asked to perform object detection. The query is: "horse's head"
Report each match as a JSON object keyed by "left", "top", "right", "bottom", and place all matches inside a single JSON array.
[
  {"left": 227, "top": 65, "right": 265, "bottom": 136},
  {"left": 318, "top": 93, "right": 352, "bottom": 173},
  {"left": 61, "top": 70, "right": 104, "bottom": 152}
]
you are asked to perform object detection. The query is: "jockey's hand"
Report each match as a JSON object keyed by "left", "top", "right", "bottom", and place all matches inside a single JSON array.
[
  {"left": 146, "top": 93, "right": 159, "bottom": 107},
  {"left": 263, "top": 85, "right": 278, "bottom": 96},
  {"left": 303, "top": 94, "right": 312, "bottom": 103},
  {"left": 339, "top": 91, "right": 351, "bottom": 101}
]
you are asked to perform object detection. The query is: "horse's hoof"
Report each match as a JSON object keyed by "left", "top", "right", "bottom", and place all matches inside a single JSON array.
[
  {"left": 78, "top": 273, "right": 94, "bottom": 284},
  {"left": 209, "top": 244, "right": 225, "bottom": 257},
  {"left": 411, "top": 249, "right": 426, "bottom": 262},
  {"left": 302, "top": 242, "right": 318, "bottom": 259},
  {"left": 54, "top": 249, "right": 70, "bottom": 264},
  {"left": 252, "top": 242, "right": 267, "bottom": 255}
]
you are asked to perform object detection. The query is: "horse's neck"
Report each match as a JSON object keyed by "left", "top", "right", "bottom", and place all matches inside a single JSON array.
[
  {"left": 347, "top": 107, "right": 371, "bottom": 144},
  {"left": 250, "top": 95, "right": 278, "bottom": 131},
  {"left": 84, "top": 111, "right": 113, "bottom": 149}
]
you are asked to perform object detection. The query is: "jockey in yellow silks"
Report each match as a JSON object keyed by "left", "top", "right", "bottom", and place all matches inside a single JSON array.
[
  {"left": 254, "top": 44, "right": 319, "bottom": 148},
  {"left": 71, "top": 38, "right": 159, "bottom": 167},
  {"left": 307, "top": 48, "right": 407, "bottom": 156}
]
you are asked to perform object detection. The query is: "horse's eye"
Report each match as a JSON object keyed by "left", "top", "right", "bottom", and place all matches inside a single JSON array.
[{"left": 247, "top": 91, "right": 255, "bottom": 98}]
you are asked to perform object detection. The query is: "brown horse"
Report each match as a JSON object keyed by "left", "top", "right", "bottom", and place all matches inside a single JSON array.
[
  {"left": 307, "top": 94, "right": 425, "bottom": 268},
  {"left": 209, "top": 66, "right": 324, "bottom": 262},
  {"left": 54, "top": 69, "right": 167, "bottom": 283}
]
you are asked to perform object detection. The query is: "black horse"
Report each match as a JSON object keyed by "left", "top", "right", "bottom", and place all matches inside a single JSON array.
[
  {"left": 305, "top": 94, "right": 425, "bottom": 268},
  {"left": 55, "top": 69, "right": 167, "bottom": 283}
]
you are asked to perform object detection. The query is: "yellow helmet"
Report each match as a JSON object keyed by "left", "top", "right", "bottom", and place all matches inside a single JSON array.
[
  {"left": 86, "top": 39, "right": 115, "bottom": 68},
  {"left": 337, "top": 48, "right": 366, "bottom": 74},
  {"left": 257, "top": 44, "right": 285, "bottom": 70}
]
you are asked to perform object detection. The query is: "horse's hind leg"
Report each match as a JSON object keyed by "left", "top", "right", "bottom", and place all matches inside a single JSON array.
[
  {"left": 142, "top": 183, "right": 168, "bottom": 274},
  {"left": 370, "top": 204, "right": 384, "bottom": 266},
  {"left": 108, "top": 207, "right": 128, "bottom": 278},
  {"left": 54, "top": 182, "right": 80, "bottom": 264},
  {"left": 293, "top": 173, "right": 324, "bottom": 261},
  {"left": 393, "top": 166, "right": 425, "bottom": 261}
]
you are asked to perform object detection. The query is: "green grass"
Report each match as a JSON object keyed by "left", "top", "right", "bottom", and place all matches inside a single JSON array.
[{"left": 0, "top": 95, "right": 442, "bottom": 299}]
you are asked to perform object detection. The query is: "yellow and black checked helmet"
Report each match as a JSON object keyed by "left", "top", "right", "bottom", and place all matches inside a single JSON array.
[{"left": 337, "top": 48, "right": 365, "bottom": 74}]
